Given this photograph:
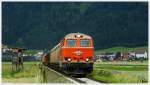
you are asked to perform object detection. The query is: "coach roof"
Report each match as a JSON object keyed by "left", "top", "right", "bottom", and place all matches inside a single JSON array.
[{"left": 64, "top": 33, "right": 92, "bottom": 39}]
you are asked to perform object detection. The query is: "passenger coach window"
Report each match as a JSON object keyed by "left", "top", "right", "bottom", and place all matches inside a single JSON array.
[
  {"left": 80, "top": 39, "right": 90, "bottom": 47},
  {"left": 67, "top": 39, "right": 76, "bottom": 47}
]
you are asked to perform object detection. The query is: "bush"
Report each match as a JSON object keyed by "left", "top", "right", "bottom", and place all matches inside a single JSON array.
[{"left": 97, "top": 70, "right": 112, "bottom": 77}]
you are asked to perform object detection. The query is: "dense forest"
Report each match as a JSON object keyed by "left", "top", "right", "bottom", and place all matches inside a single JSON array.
[{"left": 2, "top": 2, "right": 148, "bottom": 50}]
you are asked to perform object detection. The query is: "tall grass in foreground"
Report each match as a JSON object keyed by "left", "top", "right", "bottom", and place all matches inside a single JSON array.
[
  {"left": 88, "top": 69, "right": 148, "bottom": 83},
  {"left": 2, "top": 62, "right": 72, "bottom": 83},
  {"left": 87, "top": 62, "right": 148, "bottom": 83},
  {"left": 2, "top": 62, "right": 40, "bottom": 83},
  {"left": 114, "top": 72, "right": 147, "bottom": 83}
]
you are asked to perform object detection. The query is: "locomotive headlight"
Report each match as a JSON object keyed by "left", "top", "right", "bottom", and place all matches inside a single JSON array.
[
  {"left": 68, "top": 58, "right": 71, "bottom": 62},
  {"left": 77, "top": 34, "right": 81, "bottom": 38},
  {"left": 86, "top": 58, "right": 89, "bottom": 62}
]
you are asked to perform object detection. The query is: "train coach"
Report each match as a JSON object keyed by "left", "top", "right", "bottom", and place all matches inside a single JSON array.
[{"left": 42, "top": 33, "right": 94, "bottom": 76}]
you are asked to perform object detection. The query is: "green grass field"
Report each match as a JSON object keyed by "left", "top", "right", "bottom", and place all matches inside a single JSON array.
[
  {"left": 93, "top": 46, "right": 148, "bottom": 83},
  {"left": 87, "top": 61, "right": 148, "bottom": 83},
  {"left": 2, "top": 61, "right": 148, "bottom": 83},
  {"left": 2, "top": 62, "right": 72, "bottom": 83},
  {"left": 2, "top": 62, "right": 40, "bottom": 83},
  {"left": 95, "top": 46, "right": 147, "bottom": 54}
]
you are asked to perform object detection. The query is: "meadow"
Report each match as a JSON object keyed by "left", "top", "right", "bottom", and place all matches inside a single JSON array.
[
  {"left": 95, "top": 46, "right": 148, "bottom": 54},
  {"left": 2, "top": 61, "right": 148, "bottom": 83},
  {"left": 2, "top": 62, "right": 40, "bottom": 83},
  {"left": 87, "top": 61, "right": 148, "bottom": 83},
  {"left": 2, "top": 62, "right": 72, "bottom": 83}
]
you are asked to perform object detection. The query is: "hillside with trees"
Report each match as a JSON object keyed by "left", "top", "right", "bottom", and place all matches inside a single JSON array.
[{"left": 2, "top": 2, "right": 148, "bottom": 50}]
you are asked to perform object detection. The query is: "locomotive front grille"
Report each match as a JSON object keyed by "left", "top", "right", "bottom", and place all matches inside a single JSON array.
[{"left": 62, "top": 63, "right": 93, "bottom": 74}]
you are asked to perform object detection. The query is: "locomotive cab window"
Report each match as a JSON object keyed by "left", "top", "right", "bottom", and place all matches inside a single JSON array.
[
  {"left": 67, "top": 39, "right": 76, "bottom": 47},
  {"left": 80, "top": 39, "right": 90, "bottom": 47}
]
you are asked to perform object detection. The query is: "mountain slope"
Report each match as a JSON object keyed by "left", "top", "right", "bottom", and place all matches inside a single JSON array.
[{"left": 2, "top": 2, "right": 148, "bottom": 50}]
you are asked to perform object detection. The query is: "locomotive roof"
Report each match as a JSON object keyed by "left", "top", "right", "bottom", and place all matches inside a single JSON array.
[{"left": 64, "top": 33, "right": 92, "bottom": 39}]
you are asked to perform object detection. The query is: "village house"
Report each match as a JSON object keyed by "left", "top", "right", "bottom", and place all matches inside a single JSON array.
[
  {"left": 95, "top": 50, "right": 148, "bottom": 62},
  {"left": 135, "top": 51, "right": 148, "bottom": 59},
  {"left": 121, "top": 52, "right": 130, "bottom": 61},
  {"left": 94, "top": 53, "right": 105, "bottom": 62},
  {"left": 95, "top": 52, "right": 116, "bottom": 61},
  {"left": 105, "top": 53, "right": 116, "bottom": 61}
]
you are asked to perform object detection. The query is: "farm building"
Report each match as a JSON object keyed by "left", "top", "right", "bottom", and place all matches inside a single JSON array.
[
  {"left": 95, "top": 53, "right": 116, "bottom": 61},
  {"left": 121, "top": 53, "right": 130, "bottom": 60},
  {"left": 105, "top": 53, "right": 116, "bottom": 61},
  {"left": 121, "top": 51, "right": 148, "bottom": 61},
  {"left": 95, "top": 50, "right": 148, "bottom": 62},
  {"left": 94, "top": 54, "right": 105, "bottom": 62},
  {"left": 135, "top": 51, "right": 148, "bottom": 59}
]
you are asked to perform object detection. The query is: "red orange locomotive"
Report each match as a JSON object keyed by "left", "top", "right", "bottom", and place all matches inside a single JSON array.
[{"left": 42, "top": 33, "right": 94, "bottom": 75}]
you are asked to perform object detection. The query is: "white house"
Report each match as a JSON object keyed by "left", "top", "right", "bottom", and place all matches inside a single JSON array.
[{"left": 135, "top": 51, "right": 147, "bottom": 59}]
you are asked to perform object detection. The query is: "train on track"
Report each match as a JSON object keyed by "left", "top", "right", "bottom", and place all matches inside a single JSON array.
[{"left": 42, "top": 33, "right": 94, "bottom": 76}]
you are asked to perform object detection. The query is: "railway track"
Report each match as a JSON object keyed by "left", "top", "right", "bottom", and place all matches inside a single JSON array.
[
  {"left": 76, "top": 78, "right": 101, "bottom": 84},
  {"left": 69, "top": 76, "right": 102, "bottom": 84},
  {"left": 41, "top": 65, "right": 102, "bottom": 84}
]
